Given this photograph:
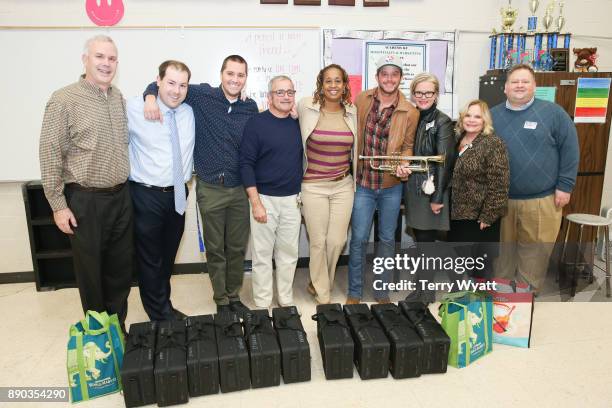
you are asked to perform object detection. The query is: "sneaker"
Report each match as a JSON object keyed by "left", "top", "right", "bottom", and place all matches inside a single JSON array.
[
  {"left": 345, "top": 296, "right": 360, "bottom": 305},
  {"left": 229, "top": 300, "right": 250, "bottom": 318}
]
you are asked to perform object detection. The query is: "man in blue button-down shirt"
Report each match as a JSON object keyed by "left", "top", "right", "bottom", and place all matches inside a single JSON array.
[
  {"left": 129, "top": 60, "right": 195, "bottom": 321},
  {"left": 143, "top": 55, "right": 258, "bottom": 315}
]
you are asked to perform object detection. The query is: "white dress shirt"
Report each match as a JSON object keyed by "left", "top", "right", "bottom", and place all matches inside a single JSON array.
[{"left": 127, "top": 96, "right": 195, "bottom": 186}]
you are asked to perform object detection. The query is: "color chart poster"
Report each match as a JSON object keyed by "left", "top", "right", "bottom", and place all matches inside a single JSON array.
[{"left": 574, "top": 77, "right": 611, "bottom": 123}]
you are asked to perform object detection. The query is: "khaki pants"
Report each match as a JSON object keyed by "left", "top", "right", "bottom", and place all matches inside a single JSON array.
[
  {"left": 250, "top": 193, "right": 302, "bottom": 308},
  {"left": 301, "top": 176, "right": 354, "bottom": 303},
  {"left": 495, "top": 194, "right": 562, "bottom": 291}
]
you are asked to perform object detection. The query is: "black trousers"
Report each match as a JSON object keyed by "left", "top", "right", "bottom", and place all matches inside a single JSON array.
[
  {"left": 412, "top": 228, "right": 439, "bottom": 243},
  {"left": 131, "top": 182, "right": 186, "bottom": 321},
  {"left": 65, "top": 183, "right": 133, "bottom": 326},
  {"left": 448, "top": 219, "right": 501, "bottom": 280},
  {"left": 406, "top": 229, "right": 441, "bottom": 303}
]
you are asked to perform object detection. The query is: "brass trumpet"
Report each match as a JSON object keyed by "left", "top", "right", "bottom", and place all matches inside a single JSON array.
[{"left": 359, "top": 153, "right": 445, "bottom": 173}]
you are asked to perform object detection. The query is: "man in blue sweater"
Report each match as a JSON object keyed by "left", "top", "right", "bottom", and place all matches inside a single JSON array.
[
  {"left": 491, "top": 64, "right": 579, "bottom": 293},
  {"left": 240, "top": 75, "right": 303, "bottom": 310}
]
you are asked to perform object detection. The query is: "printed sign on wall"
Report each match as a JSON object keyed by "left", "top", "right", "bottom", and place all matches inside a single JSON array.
[{"left": 574, "top": 77, "right": 611, "bottom": 123}]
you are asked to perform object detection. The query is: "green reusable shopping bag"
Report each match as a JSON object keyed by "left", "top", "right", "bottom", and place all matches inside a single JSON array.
[
  {"left": 66, "top": 311, "right": 125, "bottom": 403},
  {"left": 439, "top": 291, "right": 493, "bottom": 368}
]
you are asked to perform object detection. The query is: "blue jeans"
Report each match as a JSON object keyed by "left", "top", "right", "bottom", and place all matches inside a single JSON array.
[{"left": 347, "top": 184, "right": 402, "bottom": 300}]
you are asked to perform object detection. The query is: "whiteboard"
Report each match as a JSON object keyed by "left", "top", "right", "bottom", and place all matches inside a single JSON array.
[{"left": 0, "top": 27, "right": 321, "bottom": 181}]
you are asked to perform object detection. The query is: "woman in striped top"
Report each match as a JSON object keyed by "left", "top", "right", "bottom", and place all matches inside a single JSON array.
[{"left": 297, "top": 64, "right": 358, "bottom": 304}]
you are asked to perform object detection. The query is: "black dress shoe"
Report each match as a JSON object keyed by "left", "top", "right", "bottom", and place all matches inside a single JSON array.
[
  {"left": 172, "top": 308, "right": 188, "bottom": 320},
  {"left": 216, "top": 304, "right": 232, "bottom": 313},
  {"left": 229, "top": 300, "right": 250, "bottom": 317}
]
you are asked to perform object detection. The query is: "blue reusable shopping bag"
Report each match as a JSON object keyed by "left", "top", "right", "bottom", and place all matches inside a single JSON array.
[
  {"left": 66, "top": 311, "right": 125, "bottom": 403},
  {"left": 439, "top": 291, "right": 493, "bottom": 368}
]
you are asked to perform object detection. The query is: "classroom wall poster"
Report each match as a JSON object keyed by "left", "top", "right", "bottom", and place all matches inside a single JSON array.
[
  {"left": 348, "top": 75, "right": 362, "bottom": 103},
  {"left": 574, "top": 77, "right": 611, "bottom": 123},
  {"left": 535, "top": 86, "right": 556, "bottom": 103},
  {"left": 363, "top": 41, "right": 428, "bottom": 99}
]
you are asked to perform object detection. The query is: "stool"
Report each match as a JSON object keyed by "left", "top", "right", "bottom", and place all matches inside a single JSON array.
[
  {"left": 597, "top": 207, "right": 612, "bottom": 261},
  {"left": 560, "top": 213, "right": 611, "bottom": 298}
]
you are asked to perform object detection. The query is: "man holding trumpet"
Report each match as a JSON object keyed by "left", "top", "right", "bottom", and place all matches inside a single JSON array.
[{"left": 346, "top": 54, "right": 419, "bottom": 304}]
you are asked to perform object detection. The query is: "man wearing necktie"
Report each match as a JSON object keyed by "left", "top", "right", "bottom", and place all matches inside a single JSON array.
[
  {"left": 127, "top": 60, "right": 195, "bottom": 321},
  {"left": 143, "top": 55, "right": 258, "bottom": 316}
]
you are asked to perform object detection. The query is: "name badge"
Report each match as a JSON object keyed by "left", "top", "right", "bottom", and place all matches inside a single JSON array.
[
  {"left": 426, "top": 120, "right": 435, "bottom": 131},
  {"left": 524, "top": 121, "right": 538, "bottom": 129}
]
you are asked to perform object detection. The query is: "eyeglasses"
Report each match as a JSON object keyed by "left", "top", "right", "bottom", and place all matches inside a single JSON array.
[
  {"left": 413, "top": 91, "right": 436, "bottom": 98},
  {"left": 272, "top": 89, "right": 296, "bottom": 97}
]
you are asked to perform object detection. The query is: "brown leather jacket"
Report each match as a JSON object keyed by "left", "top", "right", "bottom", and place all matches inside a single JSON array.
[{"left": 355, "top": 88, "right": 419, "bottom": 188}]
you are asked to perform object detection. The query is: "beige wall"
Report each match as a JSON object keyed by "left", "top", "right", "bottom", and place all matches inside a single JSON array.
[{"left": 1, "top": 0, "right": 612, "bottom": 273}]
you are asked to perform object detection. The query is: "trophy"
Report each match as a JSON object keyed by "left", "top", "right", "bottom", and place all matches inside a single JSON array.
[
  {"left": 542, "top": 1, "right": 554, "bottom": 32},
  {"left": 487, "top": 0, "right": 571, "bottom": 73},
  {"left": 556, "top": 1, "right": 565, "bottom": 32},
  {"left": 542, "top": 1, "right": 556, "bottom": 51},
  {"left": 528, "top": 0, "right": 539, "bottom": 32},
  {"left": 500, "top": 1, "right": 518, "bottom": 32},
  {"left": 555, "top": 1, "right": 571, "bottom": 49},
  {"left": 496, "top": 1, "right": 518, "bottom": 69}
]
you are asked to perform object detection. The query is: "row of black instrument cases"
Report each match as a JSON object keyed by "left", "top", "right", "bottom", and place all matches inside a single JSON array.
[
  {"left": 312, "top": 302, "right": 450, "bottom": 380},
  {"left": 121, "top": 306, "right": 311, "bottom": 407}
]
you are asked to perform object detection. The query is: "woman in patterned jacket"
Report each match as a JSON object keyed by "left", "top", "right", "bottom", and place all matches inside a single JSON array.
[{"left": 449, "top": 99, "right": 509, "bottom": 279}]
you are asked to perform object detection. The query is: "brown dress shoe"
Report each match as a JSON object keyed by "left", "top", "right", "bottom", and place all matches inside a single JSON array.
[
  {"left": 307, "top": 282, "right": 316, "bottom": 297},
  {"left": 345, "top": 297, "right": 360, "bottom": 305}
]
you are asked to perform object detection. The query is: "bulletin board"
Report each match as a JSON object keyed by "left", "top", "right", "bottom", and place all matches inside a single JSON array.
[{"left": 323, "top": 29, "right": 457, "bottom": 118}]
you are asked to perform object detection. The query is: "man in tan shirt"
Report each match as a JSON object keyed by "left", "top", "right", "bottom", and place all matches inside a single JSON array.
[{"left": 39, "top": 35, "right": 132, "bottom": 328}]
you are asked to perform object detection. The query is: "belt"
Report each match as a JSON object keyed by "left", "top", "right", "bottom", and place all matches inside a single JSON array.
[
  {"left": 132, "top": 181, "right": 181, "bottom": 192},
  {"left": 66, "top": 182, "right": 125, "bottom": 193},
  {"left": 330, "top": 172, "right": 349, "bottom": 182}
]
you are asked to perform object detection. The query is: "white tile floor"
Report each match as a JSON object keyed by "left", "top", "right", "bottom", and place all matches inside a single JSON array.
[{"left": 0, "top": 266, "right": 611, "bottom": 408}]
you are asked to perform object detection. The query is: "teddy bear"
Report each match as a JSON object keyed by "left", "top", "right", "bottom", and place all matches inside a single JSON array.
[{"left": 573, "top": 47, "right": 598, "bottom": 72}]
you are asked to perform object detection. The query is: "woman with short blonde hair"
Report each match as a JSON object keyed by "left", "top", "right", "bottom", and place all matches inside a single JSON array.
[
  {"left": 403, "top": 73, "right": 455, "bottom": 240},
  {"left": 402, "top": 72, "right": 456, "bottom": 303},
  {"left": 449, "top": 99, "right": 509, "bottom": 279},
  {"left": 454, "top": 99, "right": 495, "bottom": 137}
]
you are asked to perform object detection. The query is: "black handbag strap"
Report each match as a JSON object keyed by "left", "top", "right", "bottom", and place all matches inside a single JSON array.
[
  {"left": 403, "top": 302, "right": 440, "bottom": 339},
  {"left": 276, "top": 311, "right": 306, "bottom": 334},
  {"left": 403, "top": 303, "right": 429, "bottom": 325},
  {"left": 245, "top": 313, "right": 275, "bottom": 336},
  {"left": 126, "top": 332, "right": 154, "bottom": 353},
  {"left": 155, "top": 328, "right": 186, "bottom": 355},
  {"left": 349, "top": 312, "right": 383, "bottom": 334},
  {"left": 311, "top": 309, "right": 348, "bottom": 330},
  {"left": 379, "top": 309, "right": 417, "bottom": 332},
  {"left": 186, "top": 320, "right": 216, "bottom": 344},
  {"left": 221, "top": 320, "right": 243, "bottom": 338}
]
